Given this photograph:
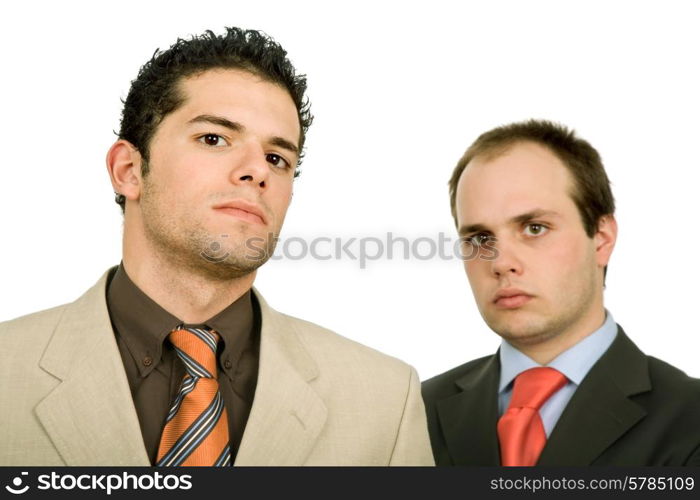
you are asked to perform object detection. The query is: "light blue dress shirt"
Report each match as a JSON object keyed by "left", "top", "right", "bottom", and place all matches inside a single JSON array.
[{"left": 498, "top": 311, "right": 618, "bottom": 437}]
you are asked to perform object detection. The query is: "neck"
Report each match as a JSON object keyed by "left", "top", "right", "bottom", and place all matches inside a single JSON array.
[
  {"left": 512, "top": 303, "right": 607, "bottom": 365},
  {"left": 122, "top": 231, "right": 255, "bottom": 325}
]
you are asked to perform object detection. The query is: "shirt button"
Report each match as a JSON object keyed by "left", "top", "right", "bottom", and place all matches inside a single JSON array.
[
  {"left": 143, "top": 356, "right": 153, "bottom": 367},
  {"left": 224, "top": 359, "right": 232, "bottom": 370}
]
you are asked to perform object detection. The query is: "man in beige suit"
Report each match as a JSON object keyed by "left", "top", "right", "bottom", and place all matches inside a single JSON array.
[{"left": 0, "top": 28, "right": 433, "bottom": 466}]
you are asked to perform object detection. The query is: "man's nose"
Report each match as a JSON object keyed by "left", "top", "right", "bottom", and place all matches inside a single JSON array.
[
  {"left": 229, "top": 142, "right": 270, "bottom": 189},
  {"left": 489, "top": 237, "right": 524, "bottom": 277}
]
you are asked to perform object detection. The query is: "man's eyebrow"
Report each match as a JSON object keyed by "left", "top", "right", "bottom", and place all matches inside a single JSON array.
[
  {"left": 269, "top": 136, "right": 299, "bottom": 156},
  {"left": 509, "top": 209, "right": 561, "bottom": 225},
  {"left": 187, "top": 114, "right": 244, "bottom": 132},
  {"left": 458, "top": 209, "right": 561, "bottom": 236},
  {"left": 458, "top": 223, "right": 491, "bottom": 237},
  {"left": 187, "top": 114, "right": 299, "bottom": 156}
]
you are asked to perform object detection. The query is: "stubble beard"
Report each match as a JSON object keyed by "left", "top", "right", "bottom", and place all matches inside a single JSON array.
[{"left": 139, "top": 177, "right": 279, "bottom": 282}]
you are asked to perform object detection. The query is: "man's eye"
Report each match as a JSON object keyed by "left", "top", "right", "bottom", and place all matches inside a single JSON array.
[
  {"left": 266, "top": 153, "right": 290, "bottom": 170},
  {"left": 198, "top": 134, "right": 228, "bottom": 147},
  {"left": 464, "top": 234, "right": 492, "bottom": 246},
  {"left": 524, "top": 223, "right": 548, "bottom": 236}
]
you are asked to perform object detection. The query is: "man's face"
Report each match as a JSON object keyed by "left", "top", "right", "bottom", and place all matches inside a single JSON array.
[
  {"left": 455, "top": 141, "right": 610, "bottom": 348},
  {"left": 134, "top": 69, "right": 300, "bottom": 279}
]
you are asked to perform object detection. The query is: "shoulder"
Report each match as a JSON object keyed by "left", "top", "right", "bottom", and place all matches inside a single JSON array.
[
  {"left": 613, "top": 325, "right": 700, "bottom": 401},
  {"left": 261, "top": 305, "right": 427, "bottom": 440},
  {"left": 646, "top": 355, "right": 700, "bottom": 400},
  {"left": 422, "top": 355, "right": 494, "bottom": 402},
  {"left": 608, "top": 328, "right": 700, "bottom": 434},
  {"left": 253, "top": 288, "right": 414, "bottom": 377},
  {"left": 0, "top": 268, "right": 113, "bottom": 348},
  {"left": 0, "top": 304, "right": 67, "bottom": 349},
  {"left": 0, "top": 304, "right": 70, "bottom": 378},
  {"left": 279, "top": 310, "right": 414, "bottom": 380}
]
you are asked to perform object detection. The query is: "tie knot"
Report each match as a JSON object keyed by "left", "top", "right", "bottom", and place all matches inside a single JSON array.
[
  {"left": 169, "top": 327, "right": 220, "bottom": 378},
  {"left": 509, "top": 367, "right": 567, "bottom": 410}
]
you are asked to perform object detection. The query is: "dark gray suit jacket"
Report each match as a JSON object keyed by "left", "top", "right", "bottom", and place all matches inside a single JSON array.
[{"left": 422, "top": 327, "right": 700, "bottom": 465}]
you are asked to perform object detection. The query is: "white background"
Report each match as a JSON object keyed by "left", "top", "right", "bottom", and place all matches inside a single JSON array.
[{"left": 1, "top": 1, "right": 698, "bottom": 379}]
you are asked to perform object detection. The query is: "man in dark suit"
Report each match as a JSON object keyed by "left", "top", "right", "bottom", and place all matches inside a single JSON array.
[{"left": 423, "top": 119, "right": 700, "bottom": 466}]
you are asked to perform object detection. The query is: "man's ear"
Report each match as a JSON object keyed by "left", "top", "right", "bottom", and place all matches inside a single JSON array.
[
  {"left": 106, "top": 140, "right": 143, "bottom": 204},
  {"left": 594, "top": 214, "right": 618, "bottom": 268}
]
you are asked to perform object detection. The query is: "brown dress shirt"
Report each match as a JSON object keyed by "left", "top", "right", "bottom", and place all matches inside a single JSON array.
[{"left": 106, "top": 264, "right": 260, "bottom": 464}]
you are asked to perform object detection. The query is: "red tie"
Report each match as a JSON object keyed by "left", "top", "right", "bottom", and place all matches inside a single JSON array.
[{"left": 497, "top": 367, "right": 567, "bottom": 466}]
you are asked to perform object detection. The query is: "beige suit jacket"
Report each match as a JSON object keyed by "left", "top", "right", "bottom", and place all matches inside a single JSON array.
[{"left": 0, "top": 269, "right": 433, "bottom": 466}]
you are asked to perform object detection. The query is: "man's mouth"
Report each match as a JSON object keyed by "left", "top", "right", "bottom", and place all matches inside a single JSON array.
[
  {"left": 493, "top": 289, "right": 533, "bottom": 309},
  {"left": 213, "top": 199, "right": 266, "bottom": 225}
]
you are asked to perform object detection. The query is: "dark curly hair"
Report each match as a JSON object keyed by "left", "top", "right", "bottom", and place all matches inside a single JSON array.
[{"left": 115, "top": 27, "right": 313, "bottom": 212}]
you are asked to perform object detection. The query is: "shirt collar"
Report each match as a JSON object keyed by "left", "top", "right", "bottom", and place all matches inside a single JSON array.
[
  {"left": 107, "top": 262, "right": 255, "bottom": 378},
  {"left": 498, "top": 310, "right": 618, "bottom": 392},
  {"left": 182, "top": 289, "right": 255, "bottom": 377}
]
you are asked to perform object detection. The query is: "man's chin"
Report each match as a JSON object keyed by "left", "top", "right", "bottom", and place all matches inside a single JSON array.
[
  {"left": 485, "top": 311, "right": 555, "bottom": 346},
  {"left": 195, "top": 240, "right": 273, "bottom": 281},
  {"left": 195, "top": 257, "right": 263, "bottom": 281}
]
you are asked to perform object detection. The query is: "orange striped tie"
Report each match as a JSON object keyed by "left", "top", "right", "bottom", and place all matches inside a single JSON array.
[{"left": 156, "top": 327, "right": 231, "bottom": 466}]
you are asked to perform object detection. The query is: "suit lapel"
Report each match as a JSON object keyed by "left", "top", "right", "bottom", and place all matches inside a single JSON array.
[
  {"left": 234, "top": 291, "right": 327, "bottom": 466},
  {"left": 35, "top": 269, "right": 150, "bottom": 466},
  {"left": 538, "top": 327, "right": 650, "bottom": 465},
  {"left": 436, "top": 355, "right": 501, "bottom": 465}
]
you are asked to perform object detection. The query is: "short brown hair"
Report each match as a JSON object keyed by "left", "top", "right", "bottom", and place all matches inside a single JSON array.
[{"left": 448, "top": 119, "right": 615, "bottom": 238}]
